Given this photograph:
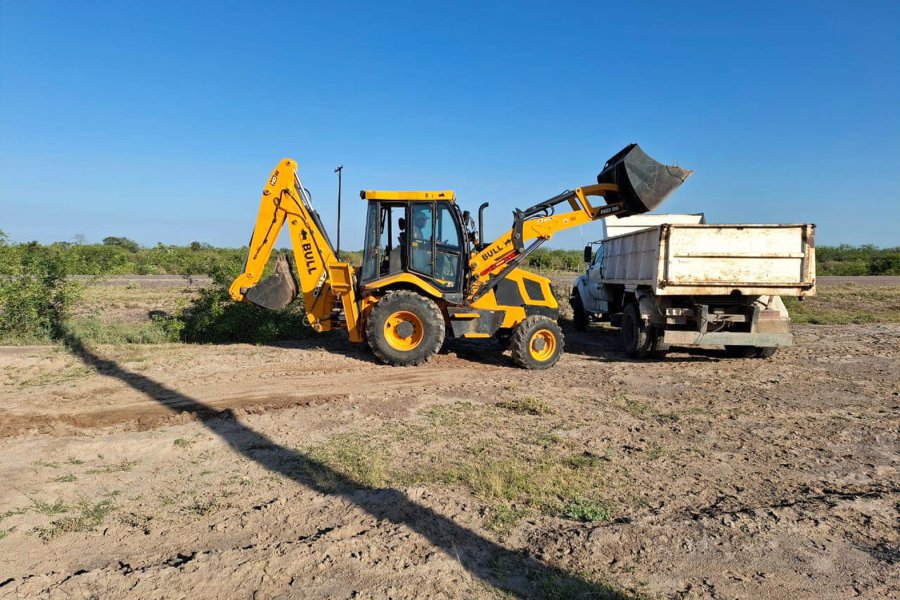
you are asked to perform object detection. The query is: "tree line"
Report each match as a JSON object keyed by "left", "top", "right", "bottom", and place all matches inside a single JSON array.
[{"left": 0, "top": 233, "right": 897, "bottom": 277}]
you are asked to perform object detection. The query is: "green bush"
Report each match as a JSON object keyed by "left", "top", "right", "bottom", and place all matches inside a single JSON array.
[
  {"left": 816, "top": 244, "right": 900, "bottom": 276},
  {"left": 168, "top": 264, "right": 311, "bottom": 344},
  {"left": 0, "top": 240, "right": 81, "bottom": 343},
  {"left": 0, "top": 239, "right": 247, "bottom": 277},
  {"left": 522, "top": 248, "right": 585, "bottom": 272}
]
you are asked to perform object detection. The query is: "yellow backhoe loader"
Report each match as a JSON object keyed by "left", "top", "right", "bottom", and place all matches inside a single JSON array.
[{"left": 228, "top": 144, "right": 691, "bottom": 368}]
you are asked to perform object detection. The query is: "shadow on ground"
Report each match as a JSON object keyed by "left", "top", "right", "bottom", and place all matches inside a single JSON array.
[
  {"left": 561, "top": 324, "right": 724, "bottom": 363},
  {"left": 55, "top": 327, "right": 630, "bottom": 599}
]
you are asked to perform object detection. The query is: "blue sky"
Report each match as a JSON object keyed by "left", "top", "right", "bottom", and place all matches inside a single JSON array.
[{"left": 1, "top": 0, "right": 898, "bottom": 249}]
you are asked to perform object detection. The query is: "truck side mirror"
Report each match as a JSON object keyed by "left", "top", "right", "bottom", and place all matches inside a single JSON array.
[{"left": 583, "top": 245, "right": 592, "bottom": 264}]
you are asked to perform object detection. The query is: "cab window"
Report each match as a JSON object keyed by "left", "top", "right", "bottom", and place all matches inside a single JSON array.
[
  {"left": 361, "top": 202, "right": 408, "bottom": 281},
  {"left": 436, "top": 204, "right": 461, "bottom": 251},
  {"left": 409, "top": 204, "right": 434, "bottom": 276},
  {"left": 434, "top": 204, "right": 461, "bottom": 289}
]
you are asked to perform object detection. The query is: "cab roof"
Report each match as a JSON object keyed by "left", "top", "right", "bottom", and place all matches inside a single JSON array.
[{"left": 359, "top": 190, "right": 456, "bottom": 202}]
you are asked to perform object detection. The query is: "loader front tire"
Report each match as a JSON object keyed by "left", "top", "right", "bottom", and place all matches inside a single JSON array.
[
  {"left": 366, "top": 291, "right": 445, "bottom": 366},
  {"left": 510, "top": 316, "right": 564, "bottom": 370}
]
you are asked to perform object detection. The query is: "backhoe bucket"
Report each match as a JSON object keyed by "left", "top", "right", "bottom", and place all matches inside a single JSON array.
[
  {"left": 243, "top": 253, "right": 299, "bottom": 310},
  {"left": 598, "top": 144, "right": 693, "bottom": 215}
]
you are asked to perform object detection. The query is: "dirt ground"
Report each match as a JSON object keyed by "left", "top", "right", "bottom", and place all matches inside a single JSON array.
[{"left": 0, "top": 281, "right": 898, "bottom": 599}]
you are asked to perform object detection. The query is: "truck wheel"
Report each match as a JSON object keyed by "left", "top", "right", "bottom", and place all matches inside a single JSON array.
[
  {"left": 724, "top": 345, "right": 759, "bottom": 359},
  {"left": 622, "top": 303, "right": 654, "bottom": 359},
  {"left": 366, "top": 291, "right": 445, "bottom": 366},
  {"left": 650, "top": 328, "right": 669, "bottom": 359},
  {"left": 510, "top": 316, "right": 564, "bottom": 370},
  {"left": 570, "top": 289, "right": 588, "bottom": 331}
]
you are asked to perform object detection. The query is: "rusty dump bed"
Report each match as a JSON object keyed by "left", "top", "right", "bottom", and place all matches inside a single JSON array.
[{"left": 601, "top": 223, "right": 817, "bottom": 297}]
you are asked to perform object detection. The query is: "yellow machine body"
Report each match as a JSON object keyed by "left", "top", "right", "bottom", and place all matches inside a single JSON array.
[{"left": 229, "top": 145, "right": 692, "bottom": 368}]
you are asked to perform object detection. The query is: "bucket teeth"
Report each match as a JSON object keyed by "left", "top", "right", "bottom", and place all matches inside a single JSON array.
[
  {"left": 243, "top": 253, "right": 299, "bottom": 310},
  {"left": 598, "top": 144, "right": 693, "bottom": 215}
]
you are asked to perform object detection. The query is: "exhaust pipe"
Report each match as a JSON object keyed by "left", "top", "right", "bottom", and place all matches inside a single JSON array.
[
  {"left": 477, "top": 202, "right": 489, "bottom": 248},
  {"left": 598, "top": 144, "right": 693, "bottom": 215}
]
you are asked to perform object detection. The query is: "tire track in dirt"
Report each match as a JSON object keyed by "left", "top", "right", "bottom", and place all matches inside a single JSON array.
[
  {"left": 0, "top": 357, "right": 508, "bottom": 438},
  {"left": 3, "top": 524, "right": 338, "bottom": 595}
]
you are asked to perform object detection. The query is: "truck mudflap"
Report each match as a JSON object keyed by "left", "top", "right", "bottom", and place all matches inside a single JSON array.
[
  {"left": 597, "top": 144, "right": 693, "bottom": 215},
  {"left": 243, "top": 253, "right": 300, "bottom": 310},
  {"left": 662, "top": 331, "right": 793, "bottom": 348}
]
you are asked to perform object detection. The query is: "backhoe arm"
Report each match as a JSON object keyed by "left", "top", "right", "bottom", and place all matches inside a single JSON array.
[{"left": 229, "top": 159, "right": 362, "bottom": 341}]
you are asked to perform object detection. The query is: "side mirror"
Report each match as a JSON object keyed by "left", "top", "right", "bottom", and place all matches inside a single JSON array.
[{"left": 583, "top": 245, "right": 592, "bottom": 264}]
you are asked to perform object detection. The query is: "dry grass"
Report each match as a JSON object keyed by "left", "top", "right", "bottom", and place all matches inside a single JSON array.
[
  {"left": 304, "top": 401, "right": 612, "bottom": 531},
  {"left": 71, "top": 283, "right": 198, "bottom": 319},
  {"left": 9, "top": 365, "right": 95, "bottom": 389},
  {"left": 86, "top": 459, "right": 138, "bottom": 474},
  {"left": 33, "top": 499, "right": 115, "bottom": 541},
  {"left": 784, "top": 285, "right": 900, "bottom": 324},
  {"left": 497, "top": 397, "right": 554, "bottom": 415}
]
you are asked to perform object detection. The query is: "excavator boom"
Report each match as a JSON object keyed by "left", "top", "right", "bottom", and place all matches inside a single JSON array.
[{"left": 229, "top": 159, "right": 363, "bottom": 341}]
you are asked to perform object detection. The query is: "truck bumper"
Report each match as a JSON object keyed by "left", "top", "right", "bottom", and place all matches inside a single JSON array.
[{"left": 662, "top": 331, "right": 793, "bottom": 348}]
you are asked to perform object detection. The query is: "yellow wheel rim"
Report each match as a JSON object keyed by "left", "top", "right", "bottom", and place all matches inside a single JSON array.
[
  {"left": 529, "top": 329, "right": 557, "bottom": 361},
  {"left": 384, "top": 310, "right": 425, "bottom": 351}
]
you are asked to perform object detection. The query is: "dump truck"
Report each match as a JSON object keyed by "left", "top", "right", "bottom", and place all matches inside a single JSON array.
[
  {"left": 571, "top": 220, "right": 816, "bottom": 358},
  {"left": 228, "top": 144, "right": 692, "bottom": 368}
]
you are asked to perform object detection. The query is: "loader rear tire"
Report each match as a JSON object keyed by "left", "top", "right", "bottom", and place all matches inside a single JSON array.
[
  {"left": 510, "top": 316, "right": 564, "bottom": 370},
  {"left": 366, "top": 291, "right": 445, "bottom": 367}
]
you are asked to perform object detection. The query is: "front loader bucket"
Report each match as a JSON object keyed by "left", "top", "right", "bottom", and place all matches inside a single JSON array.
[
  {"left": 598, "top": 144, "right": 693, "bottom": 215},
  {"left": 244, "top": 253, "right": 299, "bottom": 310}
]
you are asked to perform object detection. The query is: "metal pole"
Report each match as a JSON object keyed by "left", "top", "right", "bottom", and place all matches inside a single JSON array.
[{"left": 334, "top": 165, "right": 343, "bottom": 259}]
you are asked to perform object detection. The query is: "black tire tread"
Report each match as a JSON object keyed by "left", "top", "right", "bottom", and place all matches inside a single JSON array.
[
  {"left": 509, "top": 315, "right": 565, "bottom": 370},
  {"left": 570, "top": 288, "right": 588, "bottom": 332},
  {"left": 365, "top": 290, "right": 445, "bottom": 366},
  {"left": 622, "top": 303, "right": 654, "bottom": 359}
]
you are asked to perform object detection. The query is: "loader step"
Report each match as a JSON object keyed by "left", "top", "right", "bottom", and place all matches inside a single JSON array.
[{"left": 446, "top": 307, "right": 505, "bottom": 338}]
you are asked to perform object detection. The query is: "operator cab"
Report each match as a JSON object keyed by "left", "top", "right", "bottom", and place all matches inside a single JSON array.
[{"left": 359, "top": 190, "right": 469, "bottom": 296}]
